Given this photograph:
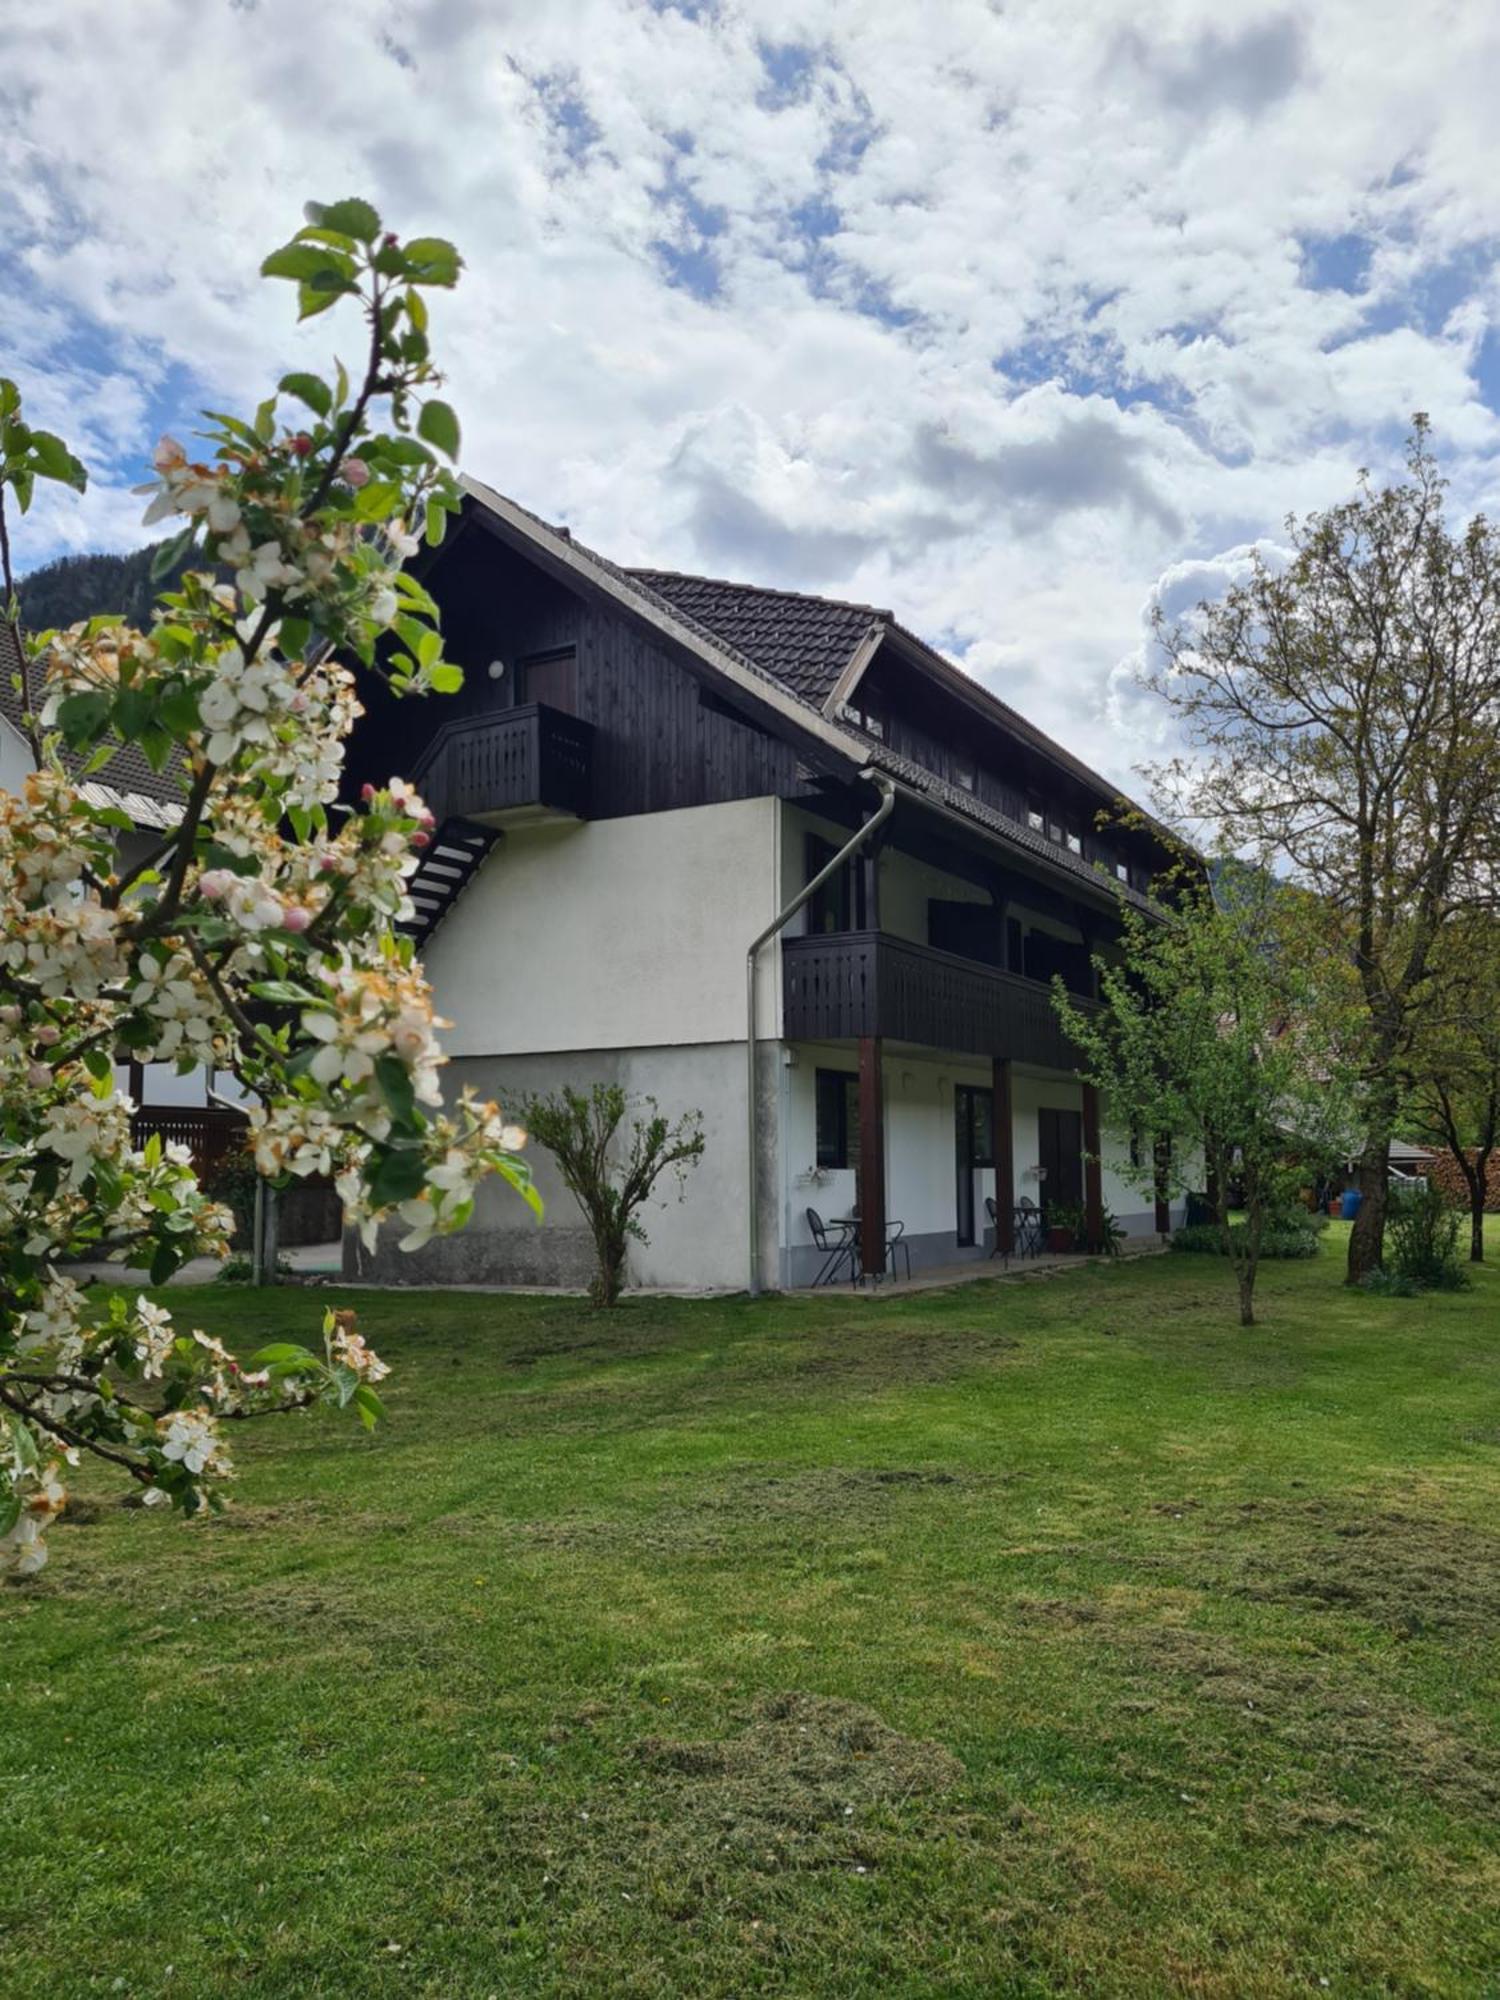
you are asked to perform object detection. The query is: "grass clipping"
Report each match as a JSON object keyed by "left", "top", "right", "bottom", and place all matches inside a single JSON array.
[{"left": 632, "top": 1690, "right": 964, "bottom": 1874}]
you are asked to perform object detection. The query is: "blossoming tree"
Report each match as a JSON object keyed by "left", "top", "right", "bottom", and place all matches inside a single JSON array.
[{"left": 0, "top": 198, "right": 535, "bottom": 1575}]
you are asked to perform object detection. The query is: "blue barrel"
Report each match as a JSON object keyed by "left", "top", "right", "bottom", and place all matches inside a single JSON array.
[{"left": 1340, "top": 1188, "right": 1363, "bottom": 1220}]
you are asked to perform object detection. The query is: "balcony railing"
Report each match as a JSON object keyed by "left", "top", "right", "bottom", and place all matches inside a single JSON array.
[
  {"left": 782, "top": 930, "right": 1094, "bottom": 1068},
  {"left": 411, "top": 704, "right": 593, "bottom": 825}
]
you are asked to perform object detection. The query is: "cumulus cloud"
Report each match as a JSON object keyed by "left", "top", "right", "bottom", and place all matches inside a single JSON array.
[{"left": 3, "top": 0, "right": 1499, "bottom": 793}]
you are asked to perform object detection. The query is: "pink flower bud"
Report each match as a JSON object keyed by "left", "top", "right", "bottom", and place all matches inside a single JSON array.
[
  {"left": 34, "top": 1024, "right": 60, "bottom": 1046},
  {"left": 343, "top": 457, "right": 371, "bottom": 489},
  {"left": 281, "top": 905, "right": 312, "bottom": 933},
  {"left": 411, "top": 831, "right": 430, "bottom": 849},
  {"left": 198, "top": 870, "right": 232, "bottom": 901},
  {"left": 361, "top": 783, "right": 376, "bottom": 803},
  {"left": 289, "top": 433, "right": 314, "bottom": 458},
  {"left": 27, "top": 1063, "right": 50, "bottom": 1089}
]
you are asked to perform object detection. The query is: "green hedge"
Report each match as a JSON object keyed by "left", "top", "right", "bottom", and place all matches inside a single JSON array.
[{"left": 1171, "top": 1219, "right": 1323, "bottom": 1260}]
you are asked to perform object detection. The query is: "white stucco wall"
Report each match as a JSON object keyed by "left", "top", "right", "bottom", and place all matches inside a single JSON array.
[
  {"left": 425, "top": 797, "right": 783, "bottom": 1057},
  {"left": 0, "top": 713, "right": 36, "bottom": 795},
  {"left": 781, "top": 1045, "right": 1179, "bottom": 1281}
]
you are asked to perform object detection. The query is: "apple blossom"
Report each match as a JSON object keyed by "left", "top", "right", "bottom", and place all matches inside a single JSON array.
[{"left": 0, "top": 199, "right": 536, "bottom": 1575}]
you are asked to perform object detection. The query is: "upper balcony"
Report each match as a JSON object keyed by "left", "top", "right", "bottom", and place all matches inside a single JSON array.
[
  {"left": 411, "top": 704, "right": 594, "bottom": 827},
  {"left": 782, "top": 929, "right": 1094, "bottom": 1069}
]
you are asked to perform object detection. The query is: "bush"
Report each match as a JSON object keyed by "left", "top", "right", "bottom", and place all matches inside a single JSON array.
[
  {"left": 1172, "top": 1219, "right": 1322, "bottom": 1260},
  {"left": 1385, "top": 1184, "right": 1468, "bottom": 1292},
  {"left": 1359, "top": 1267, "right": 1419, "bottom": 1298}
]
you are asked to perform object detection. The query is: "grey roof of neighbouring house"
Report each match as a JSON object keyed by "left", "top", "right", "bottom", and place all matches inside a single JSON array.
[
  {"left": 0, "top": 620, "right": 184, "bottom": 824},
  {"left": 629, "top": 569, "right": 883, "bottom": 707}
]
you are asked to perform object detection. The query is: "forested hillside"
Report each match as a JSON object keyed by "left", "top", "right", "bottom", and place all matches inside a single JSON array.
[{"left": 17, "top": 543, "right": 187, "bottom": 632}]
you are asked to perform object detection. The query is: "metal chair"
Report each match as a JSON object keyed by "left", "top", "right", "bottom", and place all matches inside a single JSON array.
[
  {"left": 984, "top": 1194, "right": 1005, "bottom": 1259},
  {"left": 1014, "top": 1196, "right": 1045, "bottom": 1258},
  {"left": 806, "top": 1207, "right": 857, "bottom": 1287},
  {"left": 885, "top": 1217, "right": 911, "bottom": 1280}
]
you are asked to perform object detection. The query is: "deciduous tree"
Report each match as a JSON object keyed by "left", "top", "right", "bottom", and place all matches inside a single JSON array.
[
  {"left": 1149, "top": 423, "right": 1500, "bottom": 1284},
  {"left": 0, "top": 198, "right": 537, "bottom": 1574}
]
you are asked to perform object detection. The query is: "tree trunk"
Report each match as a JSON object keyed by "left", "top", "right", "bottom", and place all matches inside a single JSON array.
[
  {"left": 1471, "top": 1147, "right": 1492, "bottom": 1263},
  {"left": 592, "top": 1226, "right": 628, "bottom": 1308},
  {"left": 1234, "top": 1258, "right": 1257, "bottom": 1327},
  {"left": 1345, "top": 1126, "right": 1391, "bottom": 1283}
]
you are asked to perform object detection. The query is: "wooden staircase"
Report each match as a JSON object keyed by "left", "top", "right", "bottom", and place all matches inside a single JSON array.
[{"left": 401, "top": 820, "right": 498, "bottom": 946}]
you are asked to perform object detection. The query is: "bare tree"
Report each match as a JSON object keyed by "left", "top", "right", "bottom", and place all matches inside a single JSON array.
[{"left": 1149, "top": 422, "right": 1500, "bottom": 1282}]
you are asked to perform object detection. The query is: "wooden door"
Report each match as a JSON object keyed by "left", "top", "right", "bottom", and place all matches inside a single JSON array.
[
  {"left": 955, "top": 1086, "right": 994, "bottom": 1246},
  {"left": 522, "top": 647, "right": 578, "bottom": 715}
]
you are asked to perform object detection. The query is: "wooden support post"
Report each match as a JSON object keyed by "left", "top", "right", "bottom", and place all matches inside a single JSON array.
[
  {"left": 1082, "top": 1082, "right": 1104, "bottom": 1252},
  {"left": 859, "top": 832, "right": 882, "bottom": 932},
  {"left": 858, "top": 1036, "right": 886, "bottom": 1282},
  {"left": 993, "top": 1057, "right": 1015, "bottom": 1255}
]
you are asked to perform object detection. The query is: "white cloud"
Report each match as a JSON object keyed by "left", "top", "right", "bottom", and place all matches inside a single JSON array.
[{"left": 3, "top": 0, "right": 1499, "bottom": 795}]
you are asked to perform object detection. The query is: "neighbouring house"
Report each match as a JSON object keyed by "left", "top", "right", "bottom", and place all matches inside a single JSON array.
[
  {"left": 1, "top": 619, "right": 249, "bottom": 1181},
  {"left": 344, "top": 480, "right": 1187, "bottom": 1292}
]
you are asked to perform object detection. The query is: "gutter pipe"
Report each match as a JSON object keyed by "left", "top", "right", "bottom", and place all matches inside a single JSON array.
[{"left": 745, "top": 770, "right": 896, "bottom": 1295}]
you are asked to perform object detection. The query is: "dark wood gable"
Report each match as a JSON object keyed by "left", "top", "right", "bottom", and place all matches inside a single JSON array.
[{"left": 344, "top": 520, "right": 814, "bottom": 823}]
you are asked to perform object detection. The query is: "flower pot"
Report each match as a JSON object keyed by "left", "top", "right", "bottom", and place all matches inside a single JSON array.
[{"left": 1046, "top": 1226, "right": 1076, "bottom": 1254}]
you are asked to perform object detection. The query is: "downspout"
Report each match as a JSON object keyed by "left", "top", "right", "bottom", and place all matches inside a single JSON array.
[{"left": 745, "top": 770, "right": 896, "bottom": 1295}]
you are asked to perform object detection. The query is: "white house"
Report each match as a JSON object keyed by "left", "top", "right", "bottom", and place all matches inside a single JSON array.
[{"left": 345, "top": 480, "right": 1186, "bottom": 1292}]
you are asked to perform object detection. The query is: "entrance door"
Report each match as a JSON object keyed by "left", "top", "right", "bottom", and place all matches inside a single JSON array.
[
  {"left": 1037, "top": 1106, "right": 1083, "bottom": 1217},
  {"left": 955, "top": 1086, "right": 995, "bottom": 1246},
  {"left": 521, "top": 646, "right": 578, "bottom": 714}
]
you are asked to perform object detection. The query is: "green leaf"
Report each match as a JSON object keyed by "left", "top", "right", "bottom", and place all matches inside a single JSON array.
[
  {"left": 425, "top": 495, "right": 448, "bottom": 547},
  {"left": 416, "top": 399, "right": 461, "bottom": 460},
  {"left": 311, "top": 197, "right": 382, "bottom": 242},
  {"left": 261, "top": 242, "right": 356, "bottom": 285},
  {"left": 352, "top": 1382, "right": 384, "bottom": 1431},
  {"left": 56, "top": 691, "right": 111, "bottom": 748},
  {"left": 249, "top": 1342, "right": 318, "bottom": 1367},
  {"left": 151, "top": 522, "right": 198, "bottom": 579},
  {"left": 113, "top": 686, "right": 154, "bottom": 741},
  {"left": 375, "top": 1052, "right": 418, "bottom": 1130},
  {"left": 429, "top": 662, "right": 464, "bottom": 695},
  {"left": 28, "top": 430, "right": 87, "bottom": 492},
  {"left": 159, "top": 682, "right": 202, "bottom": 734},
  {"left": 403, "top": 237, "right": 462, "bottom": 286},
  {"left": 279, "top": 372, "right": 332, "bottom": 418},
  {"left": 298, "top": 281, "right": 354, "bottom": 322},
  {"left": 249, "top": 978, "right": 321, "bottom": 1004},
  {"left": 366, "top": 1145, "right": 429, "bottom": 1208},
  {"left": 83, "top": 1047, "right": 112, "bottom": 1081},
  {"left": 150, "top": 1242, "right": 180, "bottom": 1287}
]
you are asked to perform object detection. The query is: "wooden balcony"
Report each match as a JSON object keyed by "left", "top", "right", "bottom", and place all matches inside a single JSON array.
[
  {"left": 411, "top": 704, "right": 593, "bottom": 827},
  {"left": 782, "top": 930, "right": 1095, "bottom": 1068}
]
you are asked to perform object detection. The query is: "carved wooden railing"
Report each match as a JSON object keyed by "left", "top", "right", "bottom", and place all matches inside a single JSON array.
[
  {"left": 131, "top": 1105, "right": 248, "bottom": 1180},
  {"left": 782, "top": 930, "right": 1095, "bottom": 1067},
  {"left": 410, "top": 704, "right": 593, "bottom": 824}
]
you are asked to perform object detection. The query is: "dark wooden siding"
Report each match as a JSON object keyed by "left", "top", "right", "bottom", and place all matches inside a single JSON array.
[{"left": 346, "top": 525, "right": 807, "bottom": 820}]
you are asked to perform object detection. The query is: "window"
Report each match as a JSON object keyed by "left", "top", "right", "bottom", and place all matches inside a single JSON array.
[
  {"left": 815, "top": 1069, "right": 860, "bottom": 1169},
  {"left": 519, "top": 646, "right": 578, "bottom": 714},
  {"left": 1115, "top": 859, "right": 1130, "bottom": 883},
  {"left": 1027, "top": 806, "right": 1044, "bottom": 832},
  {"left": 1065, "top": 830, "right": 1082, "bottom": 856},
  {"left": 804, "top": 835, "right": 851, "bottom": 934},
  {"left": 1047, "top": 820, "right": 1064, "bottom": 846}
]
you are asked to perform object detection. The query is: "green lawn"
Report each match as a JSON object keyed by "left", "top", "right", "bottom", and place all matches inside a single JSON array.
[{"left": 6, "top": 1225, "right": 1500, "bottom": 1999}]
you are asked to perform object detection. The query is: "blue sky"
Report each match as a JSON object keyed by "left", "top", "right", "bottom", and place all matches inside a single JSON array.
[{"left": 4, "top": 0, "right": 1500, "bottom": 790}]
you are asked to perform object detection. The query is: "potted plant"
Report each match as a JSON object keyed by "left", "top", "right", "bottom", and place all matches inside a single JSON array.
[{"left": 1046, "top": 1200, "right": 1085, "bottom": 1253}]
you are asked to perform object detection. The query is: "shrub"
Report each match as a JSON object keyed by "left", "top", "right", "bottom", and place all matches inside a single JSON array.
[
  {"left": 1385, "top": 1184, "right": 1468, "bottom": 1292},
  {"left": 1172, "top": 1219, "right": 1322, "bottom": 1260},
  {"left": 521, "top": 1084, "right": 705, "bottom": 1308},
  {"left": 1359, "top": 1267, "right": 1419, "bottom": 1298}
]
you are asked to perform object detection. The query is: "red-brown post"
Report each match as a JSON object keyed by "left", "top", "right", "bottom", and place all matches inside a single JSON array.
[
  {"left": 1082, "top": 1082, "right": 1104, "bottom": 1251},
  {"left": 1153, "top": 1133, "right": 1171, "bottom": 1236},
  {"left": 858, "top": 1036, "right": 886, "bottom": 1281},
  {"left": 993, "top": 1056, "right": 1015, "bottom": 1255}
]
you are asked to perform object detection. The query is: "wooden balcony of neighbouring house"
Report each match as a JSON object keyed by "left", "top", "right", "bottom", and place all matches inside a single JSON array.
[
  {"left": 131, "top": 1104, "right": 249, "bottom": 1180},
  {"left": 781, "top": 929, "right": 1096, "bottom": 1068},
  {"left": 409, "top": 703, "right": 594, "bottom": 829}
]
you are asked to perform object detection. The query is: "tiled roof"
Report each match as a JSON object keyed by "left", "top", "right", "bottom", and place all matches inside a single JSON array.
[
  {"left": 629, "top": 569, "right": 881, "bottom": 707},
  {"left": 1, "top": 619, "right": 185, "bottom": 818},
  {"left": 458, "top": 482, "right": 1160, "bottom": 910}
]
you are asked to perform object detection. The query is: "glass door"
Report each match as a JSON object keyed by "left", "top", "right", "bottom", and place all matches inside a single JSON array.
[{"left": 954, "top": 1086, "right": 995, "bottom": 1246}]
